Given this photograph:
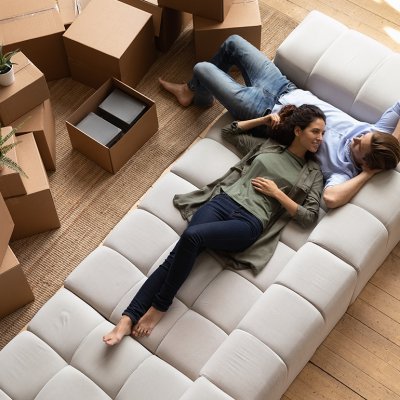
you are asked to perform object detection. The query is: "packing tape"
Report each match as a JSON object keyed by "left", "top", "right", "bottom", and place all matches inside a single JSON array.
[
  {"left": 233, "top": 0, "right": 258, "bottom": 3},
  {"left": 14, "top": 59, "right": 33, "bottom": 74},
  {"left": 0, "top": 6, "right": 59, "bottom": 23},
  {"left": 75, "top": 0, "right": 83, "bottom": 15}
]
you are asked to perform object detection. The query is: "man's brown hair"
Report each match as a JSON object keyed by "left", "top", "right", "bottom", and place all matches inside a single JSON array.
[{"left": 364, "top": 131, "right": 400, "bottom": 170}]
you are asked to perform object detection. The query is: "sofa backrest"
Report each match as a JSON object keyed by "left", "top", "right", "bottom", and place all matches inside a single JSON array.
[{"left": 274, "top": 10, "right": 400, "bottom": 124}]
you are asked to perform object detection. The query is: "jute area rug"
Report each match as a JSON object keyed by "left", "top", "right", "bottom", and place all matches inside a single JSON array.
[{"left": 0, "top": 3, "right": 299, "bottom": 349}]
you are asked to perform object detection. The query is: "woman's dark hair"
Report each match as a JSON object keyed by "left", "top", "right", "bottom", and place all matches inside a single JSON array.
[{"left": 267, "top": 104, "right": 326, "bottom": 161}]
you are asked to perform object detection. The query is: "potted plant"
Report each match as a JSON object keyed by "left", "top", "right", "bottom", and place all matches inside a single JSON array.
[
  {"left": 0, "top": 121, "right": 29, "bottom": 178},
  {"left": 0, "top": 44, "right": 19, "bottom": 87}
]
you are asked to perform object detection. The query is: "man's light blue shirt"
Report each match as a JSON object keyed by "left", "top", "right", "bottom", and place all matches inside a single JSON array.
[{"left": 272, "top": 90, "right": 400, "bottom": 189}]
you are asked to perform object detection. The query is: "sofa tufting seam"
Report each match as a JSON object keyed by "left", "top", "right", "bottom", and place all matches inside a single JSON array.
[
  {"left": 272, "top": 282, "right": 326, "bottom": 322},
  {"left": 198, "top": 374, "right": 233, "bottom": 399},
  {"left": 32, "top": 366, "right": 69, "bottom": 400}
]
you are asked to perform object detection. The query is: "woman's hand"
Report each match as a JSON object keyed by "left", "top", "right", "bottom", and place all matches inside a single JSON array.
[
  {"left": 263, "top": 114, "right": 281, "bottom": 128},
  {"left": 252, "top": 177, "right": 280, "bottom": 197}
]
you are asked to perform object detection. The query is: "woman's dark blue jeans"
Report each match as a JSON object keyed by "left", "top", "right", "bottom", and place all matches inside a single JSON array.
[{"left": 122, "top": 192, "right": 263, "bottom": 324}]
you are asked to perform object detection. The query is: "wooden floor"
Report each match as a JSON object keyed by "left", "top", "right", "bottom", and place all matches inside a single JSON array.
[{"left": 254, "top": 0, "right": 400, "bottom": 398}]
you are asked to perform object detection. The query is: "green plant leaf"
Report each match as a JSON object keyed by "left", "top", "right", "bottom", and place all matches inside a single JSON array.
[
  {"left": 0, "top": 156, "right": 28, "bottom": 179},
  {"left": 0, "top": 117, "right": 31, "bottom": 147},
  {"left": 0, "top": 141, "right": 21, "bottom": 155}
]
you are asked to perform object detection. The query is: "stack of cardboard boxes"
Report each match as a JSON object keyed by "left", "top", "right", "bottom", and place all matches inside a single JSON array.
[
  {"left": 0, "top": 53, "right": 60, "bottom": 241},
  {"left": 0, "top": 194, "right": 34, "bottom": 319}
]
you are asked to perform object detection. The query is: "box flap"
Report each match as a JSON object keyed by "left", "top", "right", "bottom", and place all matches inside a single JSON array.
[
  {"left": 0, "top": 247, "right": 19, "bottom": 275},
  {"left": 57, "top": 0, "right": 92, "bottom": 26},
  {"left": 0, "top": 0, "right": 57, "bottom": 19},
  {"left": 119, "top": 0, "right": 163, "bottom": 37},
  {"left": 63, "top": 0, "right": 153, "bottom": 58},
  {"left": 0, "top": 195, "right": 14, "bottom": 266},
  {"left": 10, "top": 102, "right": 45, "bottom": 133},
  {"left": 15, "top": 132, "right": 49, "bottom": 194}
]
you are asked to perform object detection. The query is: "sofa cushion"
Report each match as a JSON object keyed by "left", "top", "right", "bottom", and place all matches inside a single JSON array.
[
  {"left": 238, "top": 284, "right": 324, "bottom": 383},
  {"left": 104, "top": 209, "right": 180, "bottom": 275},
  {"left": 307, "top": 203, "right": 388, "bottom": 302},
  {"left": 115, "top": 356, "right": 192, "bottom": 400},
  {"left": 138, "top": 172, "right": 197, "bottom": 235},
  {"left": 171, "top": 138, "right": 240, "bottom": 189},
  {"left": 156, "top": 310, "right": 228, "bottom": 380},
  {"left": 64, "top": 246, "right": 144, "bottom": 320},
  {"left": 274, "top": 242, "right": 357, "bottom": 332},
  {"left": 35, "top": 366, "right": 111, "bottom": 400},
  {"left": 0, "top": 331, "right": 68, "bottom": 400},
  {"left": 200, "top": 329, "right": 287, "bottom": 400},
  {"left": 28, "top": 288, "right": 105, "bottom": 363},
  {"left": 0, "top": 391, "right": 11, "bottom": 400},
  {"left": 179, "top": 377, "right": 234, "bottom": 400}
]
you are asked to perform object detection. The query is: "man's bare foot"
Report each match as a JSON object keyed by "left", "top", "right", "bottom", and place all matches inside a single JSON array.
[
  {"left": 132, "top": 306, "right": 166, "bottom": 337},
  {"left": 158, "top": 77, "right": 194, "bottom": 107},
  {"left": 103, "top": 315, "right": 133, "bottom": 346}
]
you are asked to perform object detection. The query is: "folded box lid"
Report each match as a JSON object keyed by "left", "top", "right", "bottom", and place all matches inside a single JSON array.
[
  {"left": 57, "top": 0, "right": 92, "bottom": 26},
  {"left": 0, "top": 0, "right": 64, "bottom": 44},
  {"left": 63, "top": 0, "right": 153, "bottom": 59}
]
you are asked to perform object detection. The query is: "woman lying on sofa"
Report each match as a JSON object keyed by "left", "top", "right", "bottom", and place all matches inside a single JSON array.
[{"left": 103, "top": 104, "right": 326, "bottom": 344}]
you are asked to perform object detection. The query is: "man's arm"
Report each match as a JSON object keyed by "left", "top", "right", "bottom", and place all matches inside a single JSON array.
[
  {"left": 392, "top": 118, "right": 400, "bottom": 142},
  {"left": 323, "top": 168, "right": 380, "bottom": 208}
]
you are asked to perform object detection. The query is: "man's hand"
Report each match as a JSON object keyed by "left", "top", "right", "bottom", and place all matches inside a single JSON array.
[
  {"left": 361, "top": 163, "right": 383, "bottom": 176},
  {"left": 252, "top": 177, "right": 279, "bottom": 197},
  {"left": 263, "top": 114, "right": 281, "bottom": 128}
]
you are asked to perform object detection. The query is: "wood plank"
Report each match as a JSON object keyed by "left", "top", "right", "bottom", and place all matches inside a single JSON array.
[
  {"left": 391, "top": 241, "right": 400, "bottom": 259},
  {"left": 369, "top": 267, "right": 400, "bottom": 302},
  {"left": 311, "top": 344, "right": 400, "bottom": 399},
  {"left": 347, "top": 298, "right": 400, "bottom": 346},
  {"left": 346, "top": 0, "right": 400, "bottom": 26},
  {"left": 323, "top": 327, "right": 400, "bottom": 395},
  {"left": 380, "top": 252, "right": 400, "bottom": 276},
  {"left": 284, "top": 362, "right": 364, "bottom": 399},
  {"left": 358, "top": 282, "right": 400, "bottom": 323},
  {"left": 335, "top": 313, "right": 400, "bottom": 373},
  {"left": 259, "top": 0, "right": 309, "bottom": 22}
]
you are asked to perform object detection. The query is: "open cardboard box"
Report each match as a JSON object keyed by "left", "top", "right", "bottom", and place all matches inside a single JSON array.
[
  {"left": 63, "top": 0, "right": 156, "bottom": 89},
  {"left": 5, "top": 133, "right": 60, "bottom": 241},
  {"left": 158, "top": 0, "right": 233, "bottom": 22},
  {"left": 119, "top": 0, "right": 192, "bottom": 52},
  {"left": 0, "top": 195, "right": 14, "bottom": 267},
  {"left": 66, "top": 78, "right": 158, "bottom": 174},
  {"left": 57, "top": 0, "right": 92, "bottom": 27},
  {"left": 0, "top": 246, "right": 34, "bottom": 319},
  {"left": 0, "top": 129, "right": 27, "bottom": 199},
  {"left": 0, "top": 52, "right": 50, "bottom": 126},
  {"left": 194, "top": 1, "right": 261, "bottom": 64},
  {"left": 0, "top": 0, "right": 70, "bottom": 81},
  {"left": 11, "top": 100, "right": 57, "bottom": 171}
]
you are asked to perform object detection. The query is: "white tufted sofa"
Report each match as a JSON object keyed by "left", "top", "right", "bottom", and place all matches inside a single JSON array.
[{"left": 1, "top": 10, "right": 400, "bottom": 400}]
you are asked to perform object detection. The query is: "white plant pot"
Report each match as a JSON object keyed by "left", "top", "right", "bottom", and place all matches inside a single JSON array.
[{"left": 0, "top": 65, "right": 15, "bottom": 86}]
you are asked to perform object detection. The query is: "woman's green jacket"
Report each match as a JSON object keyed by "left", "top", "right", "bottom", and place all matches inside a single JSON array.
[{"left": 173, "top": 121, "right": 324, "bottom": 275}]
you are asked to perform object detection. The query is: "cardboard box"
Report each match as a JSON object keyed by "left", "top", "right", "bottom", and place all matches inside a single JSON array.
[
  {"left": 0, "top": 195, "right": 14, "bottom": 267},
  {"left": 158, "top": 0, "right": 233, "bottom": 22},
  {"left": 11, "top": 100, "right": 57, "bottom": 171},
  {"left": 66, "top": 78, "right": 158, "bottom": 174},
  {"left": 0, "top": 0, "right": 70, "bottom": 81},
  {"left": 0, "top": 53, "right": 50, "bottom": 127},
  {"left": 63, "top": 0, "right": 156, "bottom": 89},
  {"left": 5, "top": 133, "right": 60, "bottom": 241},
  {"left": 57, "top": 0, "right": 92, "bottom": 27},
  {"left": 0, "top": 246, "right": 34, "bottom": 319},
  {"left": 0, "top": 129, "right": 27, "bottom": 199},
  {"left": 118, "top": 0, "right": 191, "bottom": 52},
  {"left": 194, "top": 2, "right": 261, "bottom": 64}
]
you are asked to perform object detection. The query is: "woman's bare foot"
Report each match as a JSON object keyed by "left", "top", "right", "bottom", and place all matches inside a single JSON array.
[
  {"left": 158, "top": 77, "right": 194, "bottom": 107},
  {"left": 132, "top": 306, "right": 166, "bottom": 337},
  {"left": 103, "top": 315, "right": 133, "bottom": 346}
]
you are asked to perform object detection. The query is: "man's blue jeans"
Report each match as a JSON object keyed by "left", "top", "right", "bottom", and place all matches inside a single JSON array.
[
  {"left": 122, "top": 193, "right": 263, "bottom": 323},
  {"left": 187, "top": 35, "right": 297, "bottom": 137}
]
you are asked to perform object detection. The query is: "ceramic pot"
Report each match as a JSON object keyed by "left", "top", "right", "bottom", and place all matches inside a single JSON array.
[{"left": 0, "top": 65, "right": 14, "bottom": 86}]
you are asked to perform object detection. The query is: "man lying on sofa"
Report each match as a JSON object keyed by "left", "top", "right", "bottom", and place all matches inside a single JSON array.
[{"left": 159, "top": 35, "right": 400, "bottom": 209}]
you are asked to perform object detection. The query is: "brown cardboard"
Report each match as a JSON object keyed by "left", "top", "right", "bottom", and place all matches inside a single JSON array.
[
  {"left": 118, "top": 0, "right": 191, "bottom": 52},
  {"left": 158, "top": 0, "right": 233, "bottom": 22},
  {"left": 5, "top": 133, "right": 60, "bottom": 241},
  {"left": 0, "top": 52, "right": 50, "bottom": 126},
  {"left": 0, "top": 0, "right": 70, "bottom": 81},
  {"left": 0, "top": 129, "right": 27, "bottom": 198},
  {"left": 0, "top": 195, "right": 14, "bottom": 266},
  {"left": 0, "top": 246, "right": 34, "bottom": 319},
  {"left": 66, "top": 78, "right": 158, "bottom": 174},
  {"left": 194, "top": 2, "right": 261, "bottom": 63},
  {"left": 57, "top": 0, "right": 92, "bottom": 27},
  {"left": 11, "top": 100, "right": 57, "bottom": 171},
  {"left": 63, "top": 0, "right": 156, "bottom": 89}
]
